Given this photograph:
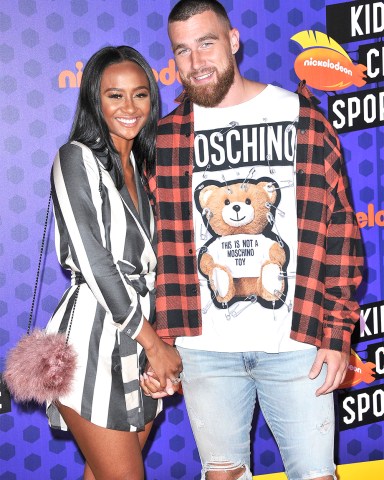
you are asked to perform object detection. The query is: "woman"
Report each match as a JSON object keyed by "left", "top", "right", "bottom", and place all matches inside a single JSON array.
[{"left": 45, "top": 46, "right": 182, "bottom": 479}]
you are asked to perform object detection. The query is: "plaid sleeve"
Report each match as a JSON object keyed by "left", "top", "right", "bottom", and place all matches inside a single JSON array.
[
  {"left": 154, "top": 101, "right": 202, "bottom": 341},
  {"left": 292, "top": 87, "right": 364, "bottom": 353},
  {"left": 321, "top": 117, "right": 364, "bottom": 352}
]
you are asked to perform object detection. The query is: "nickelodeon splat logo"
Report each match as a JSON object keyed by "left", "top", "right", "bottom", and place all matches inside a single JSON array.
[
  {"left": 291, "top": 30, "right": 367, "bottom": 91},
  {"left": 58, "top": 59, "right": 181, "bottom": 89},
  {"left": 339, "top": 349, "right": 376, "bottom": 389}
]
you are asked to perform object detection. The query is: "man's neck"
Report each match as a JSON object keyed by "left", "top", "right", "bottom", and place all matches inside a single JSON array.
[{"left": 214, "top": 74, "right": 267, "bottom": 108}]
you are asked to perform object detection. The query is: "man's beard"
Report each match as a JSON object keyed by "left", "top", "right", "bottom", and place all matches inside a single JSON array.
[{"left": 181, "top": 57, "right": 235, "bottom": 108}]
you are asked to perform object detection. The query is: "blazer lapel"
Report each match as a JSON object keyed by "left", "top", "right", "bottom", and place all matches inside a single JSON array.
[{"left": 119, "top": 154, "right": 152, "bottom": 241}]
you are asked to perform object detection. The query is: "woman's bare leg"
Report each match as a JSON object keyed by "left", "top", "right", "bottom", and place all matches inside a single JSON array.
[
  {"left": 138, "top": 420, "right": 153, "bottom": 449},
  {"left": 84, "top": 462, "right": 96, "bottom": 480},
  {"left": 58, "top": 404, "right": 150, "bottom": 480},
  {"left": 82, "top": 421, "right": 153, "bottom": 479}
]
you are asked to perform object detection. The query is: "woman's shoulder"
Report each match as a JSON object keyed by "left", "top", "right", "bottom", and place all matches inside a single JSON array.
[
  {"left": 54, "top": 141, "right": 102, "bottom": 175},
  {"left": 57, "top": 140, "right": 101, "bottom": 161},
  {"left": 58, "top": 140, "right": 93, "bottom": 157}
]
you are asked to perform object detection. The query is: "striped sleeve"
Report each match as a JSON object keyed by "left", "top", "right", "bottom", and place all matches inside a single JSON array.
[{"left": 51, "top": 142, "right": 143, "bottom": 338}]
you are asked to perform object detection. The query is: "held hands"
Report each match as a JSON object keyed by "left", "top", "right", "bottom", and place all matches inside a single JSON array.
[
  {"left": 141, "top": 339, "right": 182, "bottom": 398},
  {"left": 309, "top": 348, "right": 349, "bottom": 396},
  {"left": 135, "top": 321, "right": 183, "bottom": 398},
  {"left": 140, "top": 364, "right": 181, "bottom": 398}
]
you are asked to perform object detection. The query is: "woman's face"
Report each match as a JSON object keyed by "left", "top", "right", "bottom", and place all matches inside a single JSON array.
[{"left": 100, "top": 60, "right": 151, "bottom": 153}]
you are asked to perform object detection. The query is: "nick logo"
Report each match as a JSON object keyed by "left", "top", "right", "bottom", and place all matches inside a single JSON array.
[
  {"left": 59, "top": 61, "right": 84, "bottom": 89},
  {"left": 291, "top": 30, "right": 367, "bottom": 91},
  {"left": 339, "top": 349, "right": 376, "bottom": 389},
  {"left": 59, "top": 59, "right": 181, "bottom": 89}
]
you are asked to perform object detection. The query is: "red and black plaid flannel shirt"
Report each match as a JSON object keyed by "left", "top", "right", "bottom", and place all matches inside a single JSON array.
[{"left": 152, "top": 83, "right": 364, "bottom": 353}]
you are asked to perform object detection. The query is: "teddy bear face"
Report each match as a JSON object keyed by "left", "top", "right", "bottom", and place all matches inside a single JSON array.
[{"left": 198, "top": 180, "right": 279, "bottom": 237}]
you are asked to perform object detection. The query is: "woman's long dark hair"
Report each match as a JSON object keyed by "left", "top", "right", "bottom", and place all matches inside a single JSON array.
[{"left": 69, "top": 45, "right": 158, "bottom": 187}]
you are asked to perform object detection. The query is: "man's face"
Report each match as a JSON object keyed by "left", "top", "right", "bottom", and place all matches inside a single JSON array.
[{"left": 169, "top": 10, "right": 238, "bottom": 108}]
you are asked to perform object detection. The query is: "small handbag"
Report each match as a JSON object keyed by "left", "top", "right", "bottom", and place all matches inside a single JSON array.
[{"left": 4, "top": 193, "right": 77, "bottom": 405}]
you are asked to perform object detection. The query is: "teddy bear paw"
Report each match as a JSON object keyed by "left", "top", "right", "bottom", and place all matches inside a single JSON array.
[
  {"left": 212, "top": 267, "right": 231, "bottom": 298},
  {"left": 261, "top": 263, "right": 283, "bottom": 295}
]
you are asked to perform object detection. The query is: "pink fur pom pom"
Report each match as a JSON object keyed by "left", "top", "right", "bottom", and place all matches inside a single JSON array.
[{"left": 4, "top": 330, "right": 77, "bottom": 405}]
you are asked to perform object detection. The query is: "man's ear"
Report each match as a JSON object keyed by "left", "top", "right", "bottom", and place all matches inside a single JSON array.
[{"left": 230, "top": 28, "right": 240, "bottom": 54}]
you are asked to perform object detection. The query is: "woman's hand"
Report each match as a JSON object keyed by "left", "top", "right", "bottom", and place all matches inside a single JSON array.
[
  {"left": 135, "top": 320, "right": 182, "bottom": 396},
  {"left": 140, "top": 364, "right": 181, "bottom": 398},
  {"left": 143, "top": 341, "right": 182, "bottom": 394}
]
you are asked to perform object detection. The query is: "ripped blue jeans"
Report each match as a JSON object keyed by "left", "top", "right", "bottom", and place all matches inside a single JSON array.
[{"left": 177, "top": 347, "right": 336, "bottom": 480}]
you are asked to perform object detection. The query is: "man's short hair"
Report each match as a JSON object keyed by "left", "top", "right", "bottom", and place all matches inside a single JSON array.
[{"left": 168, "top": 0, "right": 232, "bottom": 29}]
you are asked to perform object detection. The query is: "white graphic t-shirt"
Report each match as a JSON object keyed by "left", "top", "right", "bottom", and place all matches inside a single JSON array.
[{"left": 175, "top": 85, "right": 314, "bottom": 353}]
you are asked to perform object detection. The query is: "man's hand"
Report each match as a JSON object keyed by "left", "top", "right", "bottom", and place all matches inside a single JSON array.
[
  {"left": 135, "top": 321, "right": 183, "bottom": 394},
  {"left": 309, "top": 348, "right": 349, "bottom": 396},
  {"left": 140, "top": 364, "right": 181, "bottom": 398}
]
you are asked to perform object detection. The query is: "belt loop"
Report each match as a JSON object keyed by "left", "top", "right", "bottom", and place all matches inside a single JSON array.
[{"left": 74, "top": 273, "right": 85, "bottom": 285}]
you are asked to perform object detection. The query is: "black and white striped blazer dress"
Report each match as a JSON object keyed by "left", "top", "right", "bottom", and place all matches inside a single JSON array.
[{"left": 45, "top": 141, "right": 160, "bottom": 432}]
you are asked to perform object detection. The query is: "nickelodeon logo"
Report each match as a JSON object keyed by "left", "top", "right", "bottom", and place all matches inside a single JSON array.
[
  {"left": 356, "top": 204, "right": 384, "bottom": 228},
  {"left": 59, "top": 61, "right": 84, "bottom": 88},
  {"left": 58, "top": 59, "right": 181, "bottom": 89},
  {"left": 151, "top": 59, "right": 181, "bottom": 85},
  {"left": 291, "top": 30, "right": 367, "bottom": 91},
  {"left": 339, "top": 349, "right": 375, "bottom": 389}
]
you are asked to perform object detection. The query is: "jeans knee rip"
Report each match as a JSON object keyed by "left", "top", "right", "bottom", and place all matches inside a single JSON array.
[
  {"left": 202, "top": 460, "right": 251, "bottom": 479},
  {"left": 190, "top": 407, "right": 205, "bottom": 429},
  {"left": 316, "top": 416, "right": 333, "bottom": 434},
  {"left": 299, "top": 469, "right": 336, "bottom": 480}
]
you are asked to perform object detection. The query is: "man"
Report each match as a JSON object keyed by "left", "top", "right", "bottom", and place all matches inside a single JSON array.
[{"left": 144, "top": 1, "right": 364, "bottom": 479}]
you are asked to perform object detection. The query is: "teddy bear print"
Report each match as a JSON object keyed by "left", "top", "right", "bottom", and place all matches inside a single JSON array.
[{"left": 196, "top": 177, "right": 288, "bottom": 309}]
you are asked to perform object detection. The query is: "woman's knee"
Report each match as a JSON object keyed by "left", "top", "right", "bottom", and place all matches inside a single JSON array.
[{"left": 57, "top": 404, "right": 144, "bottom": 480}]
